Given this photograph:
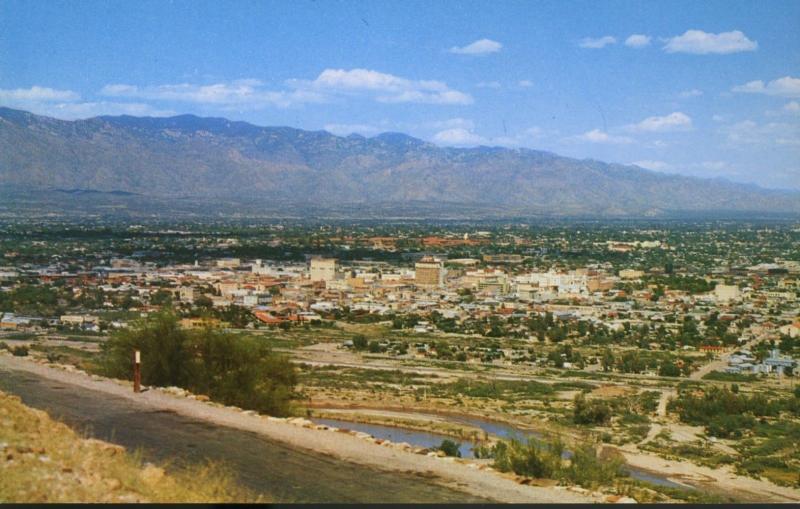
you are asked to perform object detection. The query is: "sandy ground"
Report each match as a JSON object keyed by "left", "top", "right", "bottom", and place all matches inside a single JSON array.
[
  {"left": 0, "top": 353, "right": 595, "bottom": 503},
  {"left": 615, "top": 445, "right": 800, "bottom": 503}
]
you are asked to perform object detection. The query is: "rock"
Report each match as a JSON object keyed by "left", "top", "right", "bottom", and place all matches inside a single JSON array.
[
  {"left": 436, "top": 450, "right": 447, "bottom": 457},
  {"left": 195, "top": 394, "right": 210, "bottom": 402},
  {"left": 141, "top": 465, "right": 165, "bottom": 485},
  {"left": 353, "top": 432, "right": 372, "bottom": 440},
  {"left": 426, "top": 451, "right": 439, "bottom": 457},
  {"left": 105, "top": 478, "right": 122, "bottom": 491},
  {"left": 243, "top": 410, "right": 258, "bottom": 416},
  {"left": 616, "top": 497, "right": 637, "bottom": 504},
  {"left": 85, "top": 439, "right": 125, "bottom": 456}
]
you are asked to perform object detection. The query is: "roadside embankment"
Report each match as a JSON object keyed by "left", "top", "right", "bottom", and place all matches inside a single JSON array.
[{"left": 0, "top": 388, "right": 260, "bottom": 503}]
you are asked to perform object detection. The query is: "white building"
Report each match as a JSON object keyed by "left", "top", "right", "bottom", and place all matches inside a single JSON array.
[{"left": 310, "top": 258, "right": 339, "bottom": 282}]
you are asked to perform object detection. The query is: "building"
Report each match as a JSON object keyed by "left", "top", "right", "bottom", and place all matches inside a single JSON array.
[
  {"left": 215, "top": 258, "right": 241, "bottom": 269},
  {"left": 619, "top": 269, "right": 645, "bottom": 280},
  {"left": 415, "top": 256, "right": 445, "bottom": 287},
  {"left": 309, "top": 258, "right": 338, "bottom": 282},
  {"left": 714, "top": 284, "right": 741, "bottom": 303}
]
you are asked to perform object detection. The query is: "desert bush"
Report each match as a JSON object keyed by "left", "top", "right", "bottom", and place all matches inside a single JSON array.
[
  {"left": 438, "top": 439, "right": 462, "bottom": 457},
  {"left": 97, "top": 310, "right": 296, "bottom": 416}
]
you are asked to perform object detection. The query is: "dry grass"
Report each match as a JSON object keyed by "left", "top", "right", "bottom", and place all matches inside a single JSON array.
[{"left": 0, "top": 390, "right": 264, "bottom": 503}]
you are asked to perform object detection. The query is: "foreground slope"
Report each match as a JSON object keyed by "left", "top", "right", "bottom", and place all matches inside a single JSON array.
[{"left": 0, "top": 389, "right": 259, "bottom": 503}]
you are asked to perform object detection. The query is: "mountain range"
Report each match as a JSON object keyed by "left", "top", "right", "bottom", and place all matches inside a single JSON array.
[{"left": 0, "top": 106, "right": 797, "bottom": 218}]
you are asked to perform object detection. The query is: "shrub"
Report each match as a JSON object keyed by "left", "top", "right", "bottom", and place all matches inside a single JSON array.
[
  {"left": 352, "top": 335, "right": 368, "bottom": 350},
  {"left": 438, "top": 439, "right": 462, "bottom": 457},
  {"left": 492, "top": 438, "right": 563, "bottom": 478},
  {"left": 97, "top": 310, "right": 297, "bottom": 416},
  {"left": 564, "top": 444, "right": 626, "bottom": 488},
  {"left": 573, "top": 393, "right": 611, "bottom": 425},
  {"left": 11, "top": 345, "right": 28, "bottom": 357}
]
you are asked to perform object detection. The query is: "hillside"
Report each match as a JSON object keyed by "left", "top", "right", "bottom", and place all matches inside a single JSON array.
[
  {"left": 0, "top": 388, "right": 260, "bottom": 503},
  {"left": 0, "top": 107, "right": 797, "bottom": 217}
]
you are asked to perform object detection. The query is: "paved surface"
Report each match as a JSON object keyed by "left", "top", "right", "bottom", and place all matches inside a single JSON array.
[{"left": 0, "top": 367, "right": 493, "bottom": 503}]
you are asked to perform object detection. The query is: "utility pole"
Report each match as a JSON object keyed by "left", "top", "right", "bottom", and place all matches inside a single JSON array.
[{"left": 133, "top": 350, "right": 141, "bottom": 393}]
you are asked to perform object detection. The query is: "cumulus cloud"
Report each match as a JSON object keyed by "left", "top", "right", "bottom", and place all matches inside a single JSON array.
[
  {"left": 431, "top": 125, "right": 544, "bottom": 148},
  {"left": 724, "top": 120, "right": 800, "bottom": 146},
  {"left": 323, "top": 123, "right": 380, "bottom": 136},
  {"left": 432, "top": 128, "right": 487, "bottom": 146},
  {"left": 679, "top": 89, "right": 703, "bottom": 98},
  {"left": 579, "top": 36, "right": 616, "bottom": 49},
  {"left": 102, "top": 69, "right": 472, "bottom": 108},
  {"left": 663, "top": 30, "right": 757, "bottom": 54},
  {"left": 449, "top": 38, "right": 502, "bottom": 55},
  {"left": 425, "top": 118, "right": 476, "bottom": 130},
  {"left": 0, "top": 85, "right": 177, "bottom": 120},
  {"left": 625, "top": 112, "right": 692, "bottom": 132},
  {"left": 101, "top": 81, "right": 323, "bottom": 108},
  {"left": 574, "top": 129, "right": 633, "bottom": 144},
  {"left": 632, "top": 160, "right": 670, "bottom": 171},
  {"left": 476, "top": 81, "right": 501, "bottom": 89},
  {"left": 732, "top": 76, "right": 800, "bottom": 98},
  {"left": 0, "top": 86, "right": 80, "bottom": 102},
  {"left": 785, "top": 101, "right": 800, "bottom": 113},
  {"left": 625, "top": 34, "right": 651, "bottom": 48},
  {"left": 518, "top": 80, "right": 534, "bottom": 88},
  {"left": 306, "top": 68, "right": 473, "bottom": 105}
]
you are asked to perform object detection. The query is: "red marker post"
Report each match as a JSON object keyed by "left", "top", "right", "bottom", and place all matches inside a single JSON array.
[{"left": 133, "top": 350, "right": 141, "bottom": 393}]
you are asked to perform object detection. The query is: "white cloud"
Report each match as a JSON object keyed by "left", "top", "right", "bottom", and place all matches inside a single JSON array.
[
  {"left": 518, "top": 80, "right": 533, "bottom": 88},
  {"left": 8, "top": 101, "right": 176, "bottom": 120},
  {"left": 663, "top": 30, "right": 757, "bottom": 54},
  {"left": 101, "top": 81, "right": 324, "bottom": 108},
  {"left": 724, "top": 120, "right": 800, "bottom": 146},
  {"left": 579, "top": 36, "right": 616, "bottom": 49},
  {"left": 307, "top": 68, "right": 473, "bottom": 105},
  {"left": 476, "top": 81, "right": 501, "bottom": 89},
  {"left": 0, "top": 85, "right": 177, "bottom": 120},
  {"left": 575, "top": 129, "right": 633, "bottom": 144},
  {"left": 323, "top": 123, "right": 380, "bottom": 136},
  {"left": 449, "top": 38, "right": 503, "bottom": 55},
  {"left": 732, "top": 76, "right": 800, "bottom": 98},
  {"left": 785, "top": 101, "right": 800, "bottom": 113},
  {"left": 626, "top": 112, "right": 692, "bottom": 132},
  {"left": 695, "top": 161, "right": 728, "bottom": 171},
  {"left": 431, "top": 125, "right": 544, "bottom": 148},
  {"left": 632, "top": 160, "right": 670, "bottom": 171},
  {"left": 679, "top": 89, "right": 703, "bottom": 98},
  {"left": 432, "top": 128, "right": 487, "bottom": 146},
  {"left": 0, "top": 86, "right": 80, "bottom": 102},
  {"left": 426, "top": 118, "right": 475, "bottom": 130},
  {"left": 625, "top": 34, "right": 651, "bottom": 48}
]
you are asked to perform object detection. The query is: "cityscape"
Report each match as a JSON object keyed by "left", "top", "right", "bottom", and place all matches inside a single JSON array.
[{"left": 1, "top": 0, "right": 799, "bottom": 505}]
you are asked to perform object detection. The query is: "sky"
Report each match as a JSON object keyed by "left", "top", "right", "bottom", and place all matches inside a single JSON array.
[{"left": 1, "top": 0, "right": 799, "bottom": 190}]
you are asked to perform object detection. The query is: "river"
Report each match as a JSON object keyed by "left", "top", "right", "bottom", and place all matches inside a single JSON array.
[{"left": 312, "top": 413, "right": 693, "bottom": 490}]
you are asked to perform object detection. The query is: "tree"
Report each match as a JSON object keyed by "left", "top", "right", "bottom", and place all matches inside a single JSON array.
[
  {"left": 98, "top": 309, "right": 296, "bottom": 416},
  {"left": 352, "top": 334, "right": 368, "bottom": 350},
  {"left": 573, "top": 393, "right": 611, "bottom": 425},
  {"left": 601, "top": 348, "right": 614, "bottom": 372}
]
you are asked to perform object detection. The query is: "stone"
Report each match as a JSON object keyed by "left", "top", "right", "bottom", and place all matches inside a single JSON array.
[{"left": 141, "top": 465, "right": 166, "bottom": 485}]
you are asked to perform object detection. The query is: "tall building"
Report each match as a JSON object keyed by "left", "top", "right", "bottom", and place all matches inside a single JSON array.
[
  {"left": 415, "top": 256, "right": 444, "bottom": 287},
  {"left": 310, "top": 258, "right": 338, "bottom": 282}
]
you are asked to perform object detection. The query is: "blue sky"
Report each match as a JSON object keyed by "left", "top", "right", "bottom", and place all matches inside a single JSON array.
[{"left": 1, "top": 0, "right": 799, "bottom": 190}]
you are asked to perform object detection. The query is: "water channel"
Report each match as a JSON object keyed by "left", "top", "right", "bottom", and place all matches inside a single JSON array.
[{"left": 312, "top": 413, "right": 693, "bottom": 490}]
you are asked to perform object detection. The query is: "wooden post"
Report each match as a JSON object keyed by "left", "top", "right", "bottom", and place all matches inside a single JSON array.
[{"left": 133, "top": 350, "right": 141, "bottom": 393}]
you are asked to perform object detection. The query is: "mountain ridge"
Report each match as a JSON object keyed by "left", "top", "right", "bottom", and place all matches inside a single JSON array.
[{"left": 0, "top": 106, "right": 797, "bottom": 217}]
